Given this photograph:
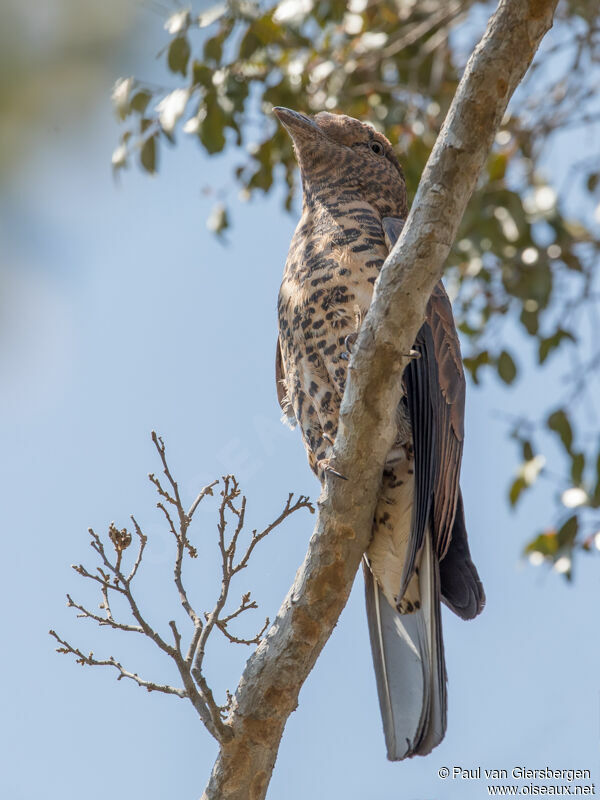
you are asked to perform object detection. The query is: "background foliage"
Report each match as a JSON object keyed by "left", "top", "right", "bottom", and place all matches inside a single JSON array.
[{"left": 113, "top": 0, "right": 600, "bottom": 578}]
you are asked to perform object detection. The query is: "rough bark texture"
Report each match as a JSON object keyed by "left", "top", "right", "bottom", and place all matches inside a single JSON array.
[{"left": 202, "top": 1, "right": 558, "bottom": 797}]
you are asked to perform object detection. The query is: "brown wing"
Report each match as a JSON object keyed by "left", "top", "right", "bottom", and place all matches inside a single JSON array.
[
  {"left": 382, "top": 218, "right": 483, "bottom": 619},
  {"left": 426, "top": 282, "right": 465, "bottom": 559},
  {"left": 410, "top": 285, "right": 485, "bottom": 619}
]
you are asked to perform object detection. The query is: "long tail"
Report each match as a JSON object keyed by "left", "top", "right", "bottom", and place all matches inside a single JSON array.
[{"left": 363, "top": 530, "right": 447, "bottom": 760}]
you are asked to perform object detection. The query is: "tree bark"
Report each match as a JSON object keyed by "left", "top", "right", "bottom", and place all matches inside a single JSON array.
[{"left": 202, "top": 1, "right": 558, "bottom": 797}]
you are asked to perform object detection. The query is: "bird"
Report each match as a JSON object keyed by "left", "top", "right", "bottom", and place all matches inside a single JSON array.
[{"left": 273, "top": 107, "right": 485, "bottom": 760}]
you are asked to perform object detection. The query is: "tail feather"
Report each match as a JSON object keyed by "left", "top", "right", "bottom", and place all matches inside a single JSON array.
[
  {"left": 364, "top": 532, "right": 446, "bottom": 760},
  {"left": 440, "top": 492, "right": 485, "bottom": 620}
]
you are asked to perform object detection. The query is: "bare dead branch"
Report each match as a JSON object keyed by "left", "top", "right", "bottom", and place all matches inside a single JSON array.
[
  {"left": 215, "top": 615, "right": 270, "bottom": 646},
  {"left": 49, "top": 630, "right": 187, "bottom": 697},
  {"left": 66, "top": 593, "right": 144, "bottom": 633},
  {"left": 187, "top": 480, "right": 219, "bottom": 521},
  {"left": 52, "top": 433, "right": 311, "bottom": 752},
  {"left": 128, "top": 516, "right": 147, "bottom": 582},
  {"left": 71, "top": 562, "right": 126, "bottom": 594},
  {"left": 233, "top": 493, "right": 314, "bottom": 575}
]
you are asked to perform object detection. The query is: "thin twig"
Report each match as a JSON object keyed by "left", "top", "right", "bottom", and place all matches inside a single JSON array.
[{"left": 49, "top": 630, "right": 187, "bottom": 697}]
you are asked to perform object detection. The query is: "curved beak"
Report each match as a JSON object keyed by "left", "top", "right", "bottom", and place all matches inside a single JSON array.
[{"left": 273, "top": 107, "right": 320, "bottom": 140}]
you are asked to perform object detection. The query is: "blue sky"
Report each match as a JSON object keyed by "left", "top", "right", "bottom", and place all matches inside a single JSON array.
[{"left": 0, "top": 4, "right": 598, "bottom": 799}]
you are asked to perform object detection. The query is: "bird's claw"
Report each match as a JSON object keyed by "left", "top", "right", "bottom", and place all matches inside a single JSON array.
[
  {"left": 345, "top": 332, "right": 357, "bottom": 353},
  {"left": 317, "top": 459, "right": 348, "bottom": 481}
]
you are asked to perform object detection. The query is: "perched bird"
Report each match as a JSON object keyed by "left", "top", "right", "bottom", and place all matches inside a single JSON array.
[{"left": 274, "top": 107, "right": 485, "bottom": 760}]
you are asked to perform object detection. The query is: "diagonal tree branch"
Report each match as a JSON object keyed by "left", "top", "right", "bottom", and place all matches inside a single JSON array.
[{"left": 201, "top": 1, "right": 559, "bottom": 798}]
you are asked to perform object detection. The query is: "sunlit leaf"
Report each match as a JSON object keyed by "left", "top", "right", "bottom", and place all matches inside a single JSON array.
[
  {"left": 165, "top": 9, "right": 191, "bottom": 35},
  {"left": 112, "top": 77, "right": 134, "bottom": 121},
  {"left": 198, "top": 3, "right": 227, "bottom": 28},
  {"left": 207, "top": 203, "right": 229, "bottom": 236},
  {"left": 111, "top": 143, "right": 128, "bottom": 169},
  {"left": 561, "top": 487, "right": 587, "bottom": 508},
  {"left": 156, "top": 89, "right": 190, "bottom": 135}
]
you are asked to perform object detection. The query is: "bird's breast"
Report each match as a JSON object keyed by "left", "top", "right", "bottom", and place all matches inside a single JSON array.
[
  {"left": 281, "top": 202, "right": 388, "bottom": 318},
  {"left": 277, "top": 201, "right": 390, "bottom": 434}
]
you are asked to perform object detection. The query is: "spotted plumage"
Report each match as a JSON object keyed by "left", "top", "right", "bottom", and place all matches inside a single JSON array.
[{"left": 274, "top": 108, "right": 485, "bottom": 760}]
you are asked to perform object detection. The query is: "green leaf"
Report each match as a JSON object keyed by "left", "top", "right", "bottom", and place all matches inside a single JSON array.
[
  {"left": 570, "top": 452, "right": 585, "bottom": 485},
  {"left": 204, "top": 34, "right": 223, "bottom": 63},
  {"left": 192, "top": 61, "right": 214, "bottom": 89},
  {"left": 509, "top": 476, "right": 527, "bottom": 507},
  {"left": 487, "top": 152, "right": 507, "bottom": 181},
  {"left": 592, "top": 450, "right": 600, "bottom": 506},
  {"left": 524, "top": 530, "right": 559, "bottom": 556},
  {"left": 587, "top": 172, "right": 599, "bottom": 193},
  {"left": 200, "top": 94, "right": 226, "bottom": 154},
  {"left": 203, "top": 20, "right": 234, "bottom": 64},
  {"left": 239, "top": 15, "right": 283, "bottom": 59},
  {"left": 463, "top": 350, "right": 490, "bottom": 385},
  {"left": 519, "top": 307, "right": 539, "bottom": 335},
  {"left": 224, "top": 73, "right": 250, "bottom": 112},
  {"left": 497, "top": 350, "right": 517, "bottom": 384},
  {"left": 168, "top": 36, "right": 191, "bottom": 76},
  {"left": 538, "top": 328, "right": 575, "bottom": 364},
  {"left": 556, "top": 515, "right": 578, "bottom": 549},
  {"left": 140, "top": 135, "right": 157, "bottom": 174},
  {"left": 131, "top": 90, "right": 152, "bottom": 114},
  {"left": 547, "top": 409, "right": 573, "bottom": 454}
]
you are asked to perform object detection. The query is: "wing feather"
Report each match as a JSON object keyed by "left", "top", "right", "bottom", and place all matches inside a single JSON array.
[{"left": 381, "top": 217, "right": 483, "bottom": 615}]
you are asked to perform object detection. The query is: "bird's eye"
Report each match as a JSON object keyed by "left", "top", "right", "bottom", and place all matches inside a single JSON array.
[{"left": 369, "top": 141, "right": 384, "bottom": 156}]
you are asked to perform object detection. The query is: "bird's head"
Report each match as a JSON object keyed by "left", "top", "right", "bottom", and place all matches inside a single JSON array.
[{"left": 274, "top": 107, "right": 407, "bottom": 219}]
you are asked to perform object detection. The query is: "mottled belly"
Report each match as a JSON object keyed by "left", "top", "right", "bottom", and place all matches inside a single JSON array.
[{"left": 367, "top": 449, "right": 420, "bottom": 613}]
